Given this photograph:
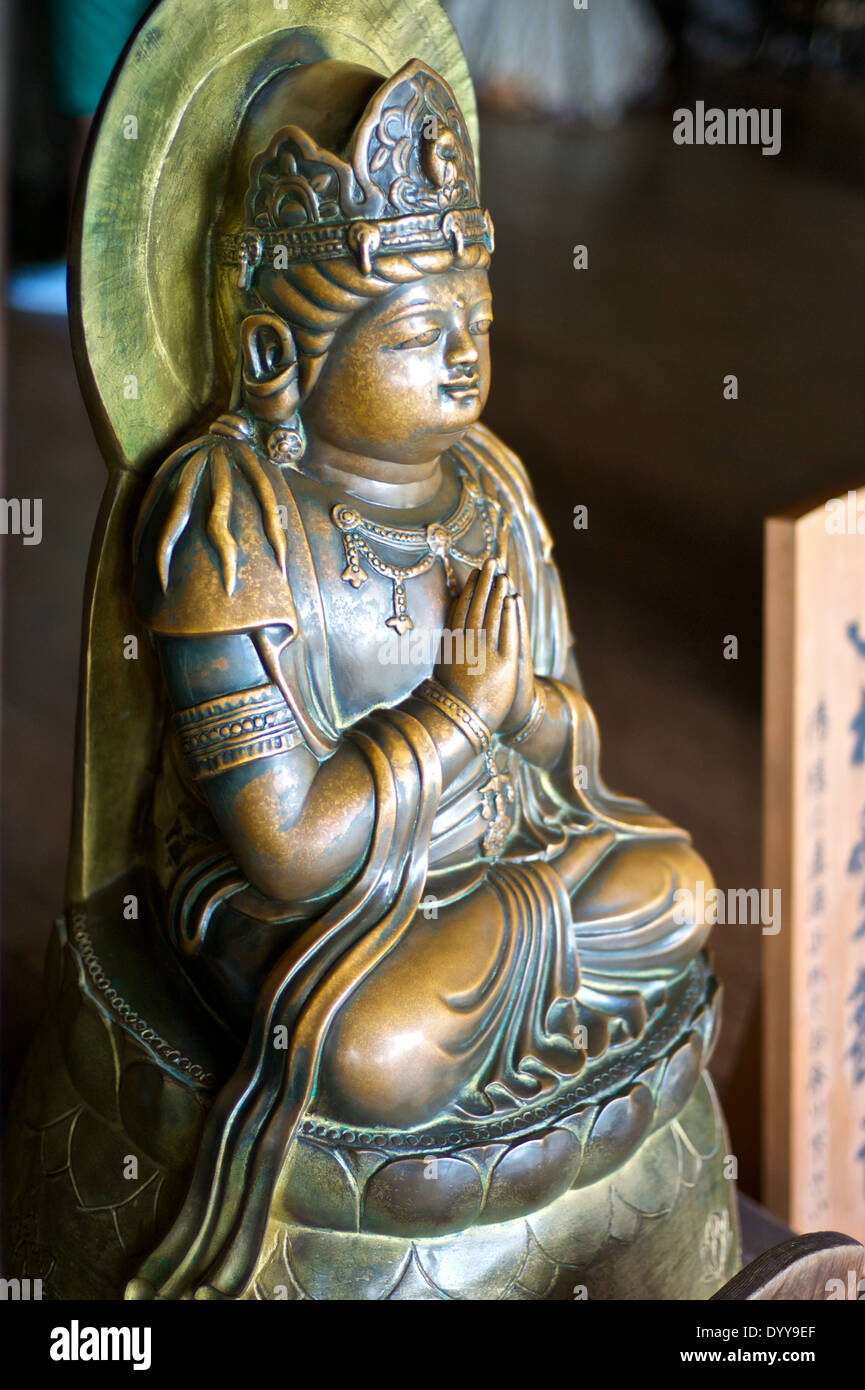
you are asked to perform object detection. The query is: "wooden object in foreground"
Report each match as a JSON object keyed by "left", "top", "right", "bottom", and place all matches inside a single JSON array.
[
  {"left": 763, "top": 486, "right": 865, "bottom": 1242},
  {"left": 713, "top": 1231, "right": 864, "bottom": 1301}
]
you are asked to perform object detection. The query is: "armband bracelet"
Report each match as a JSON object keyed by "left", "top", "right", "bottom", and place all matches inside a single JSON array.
[
  {"left": 416, "top": 678, "right": 491, "bottom": 758},
  {"left": 174, "top": 682, "right": 304, "bottom": 780},
  {"left": 509, "top": 682, "right": 547, "bottom": 746}
]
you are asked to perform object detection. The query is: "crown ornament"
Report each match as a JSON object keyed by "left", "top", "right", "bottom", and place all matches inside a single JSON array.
[{"left": 218, "top": 59, "right": 495, "bottom": 286}]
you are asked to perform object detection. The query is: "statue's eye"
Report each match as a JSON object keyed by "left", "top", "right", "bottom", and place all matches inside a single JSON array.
[
  {"left": 395, "top": 326, "right": 442, "bottom": 350},
  {"left": 470, "top": 317, "right": 493, "bottom": 336}
]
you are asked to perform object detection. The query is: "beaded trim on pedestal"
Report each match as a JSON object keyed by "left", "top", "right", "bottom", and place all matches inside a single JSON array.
[{"left": 70, "top": 915, "right": 216, "bottom": 1087}]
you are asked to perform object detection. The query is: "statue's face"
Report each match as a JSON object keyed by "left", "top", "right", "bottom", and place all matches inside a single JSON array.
[{"left": 303, "top": 267, "right": 492, "bottom": 466}]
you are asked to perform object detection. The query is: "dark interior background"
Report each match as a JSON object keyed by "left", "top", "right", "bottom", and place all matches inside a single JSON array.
[{"left": 4, "top": 0, "right": 865, "bottom": 1208}]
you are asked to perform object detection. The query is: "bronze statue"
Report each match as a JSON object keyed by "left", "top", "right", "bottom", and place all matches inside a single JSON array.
[{"left": 4, "top": 0, "right": 739, "bottom": 1300}]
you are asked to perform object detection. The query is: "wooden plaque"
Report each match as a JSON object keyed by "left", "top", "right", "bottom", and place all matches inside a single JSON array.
[{"left": 763, "top": 486, "right": 865, "bottom": 1240}]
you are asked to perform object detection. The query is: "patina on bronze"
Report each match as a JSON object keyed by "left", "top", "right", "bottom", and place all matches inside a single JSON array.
[{"left": 4, "top": 0, "right": 739, "bottom": 1300}]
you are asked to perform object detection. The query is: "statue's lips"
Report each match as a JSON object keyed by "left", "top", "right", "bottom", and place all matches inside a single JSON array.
[{"left": 441, "top": 378, "right": 480, "bottom": 400}]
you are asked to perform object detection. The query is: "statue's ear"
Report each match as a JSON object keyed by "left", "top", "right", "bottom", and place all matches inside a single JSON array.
[{"left": 240, "top": 312, "right": 301, "bottom": 425}]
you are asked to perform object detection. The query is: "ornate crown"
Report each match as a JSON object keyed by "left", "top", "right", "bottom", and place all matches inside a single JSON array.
[{"left": 218, "top": 58, "right": 494, "bottom": 286}]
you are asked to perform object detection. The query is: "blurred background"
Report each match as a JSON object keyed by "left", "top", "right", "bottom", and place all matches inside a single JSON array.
[{"left": 3, "top": 0, "right": 865, "bottom": 1209}]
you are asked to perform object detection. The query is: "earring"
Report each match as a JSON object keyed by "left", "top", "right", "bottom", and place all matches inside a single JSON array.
[{"left": 240, "top": 312, "right": 306, "bottom": 463}]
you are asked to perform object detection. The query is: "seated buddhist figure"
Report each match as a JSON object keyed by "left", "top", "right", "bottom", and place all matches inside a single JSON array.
[
  {"left": 122, "top": 57, "right": 718, "bottom": 1300},
  {"left": 5, "top": 26, "right": 735, "bottom": 1302}
]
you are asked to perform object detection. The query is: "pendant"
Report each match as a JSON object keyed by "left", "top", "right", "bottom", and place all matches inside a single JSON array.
[
  {"left": 385, "top": 582, "right": 413, "bottom": 635},
  {"left": 479, "top": 750, "right": 515, "bottom": 859}
]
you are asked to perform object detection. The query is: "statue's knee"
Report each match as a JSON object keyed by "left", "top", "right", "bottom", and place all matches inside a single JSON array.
[
  {"left": 575, "top": 838, "right": 711, "bottom": 918},
  {"left": 669, "top": 841, "right": 713, "bottom": 894},
  {"left": 319, "top": 1025, "right": 446, "bottom": 1130}
]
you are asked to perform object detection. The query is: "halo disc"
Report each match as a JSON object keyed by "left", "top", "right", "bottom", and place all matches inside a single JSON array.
[{"left": 71, "top": 0, "right": 477, "bottom": 475}]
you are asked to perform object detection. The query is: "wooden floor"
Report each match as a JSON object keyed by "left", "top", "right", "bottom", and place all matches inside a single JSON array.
[{"left": 4, "top": 68, "right": 865, "bottom": 1203}]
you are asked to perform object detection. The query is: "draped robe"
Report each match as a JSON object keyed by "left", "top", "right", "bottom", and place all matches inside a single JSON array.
[{"left": 130, "top": 420, "right": 711, "bottom": 1299}]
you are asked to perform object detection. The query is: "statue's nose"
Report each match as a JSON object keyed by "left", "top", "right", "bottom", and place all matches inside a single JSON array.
[{"left": 444, "top": 326, "right": 479, "bottom": 368}]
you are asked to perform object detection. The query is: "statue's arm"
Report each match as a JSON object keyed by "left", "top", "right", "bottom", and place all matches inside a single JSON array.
[
  {"left": 158, "top": 629, "right": 374, "bottom": 902},
  {"left": 157, "top": 628, "right": 486, "bottom": 904}
]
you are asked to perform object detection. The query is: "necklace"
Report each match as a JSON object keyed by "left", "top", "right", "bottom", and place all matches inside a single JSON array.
[{"left": 331, "top": 474, "right": 504, "bottom": 634}]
